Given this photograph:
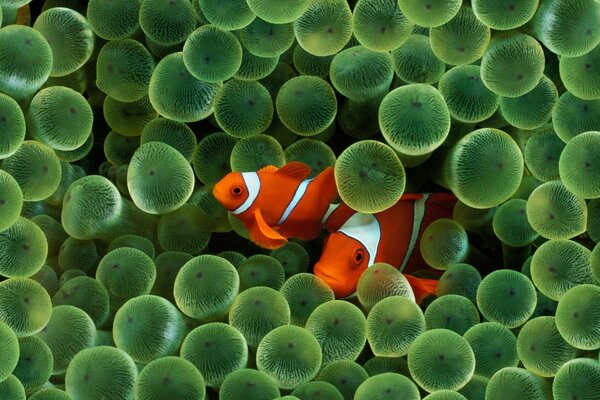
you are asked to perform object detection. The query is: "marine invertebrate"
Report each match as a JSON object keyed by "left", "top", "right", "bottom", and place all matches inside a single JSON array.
[
  {"left": 134, "top": 356, "right": 206, "bottom": 400},
  {"left": 238, "top": 254, "right": 285, "bottom": 291},
  {"left": 229, "top": 134, "right": 286, "bottom": 172},
  {"left": 357, "top": 263, "right": 415, "bottom": 311},
  {"left": 555, "top": 284, "right": 600, "bottom": 350},
  {"left": 391, "top": 34, "right": 445, "bottom": 85},
  {"left": 498, "top": 75, "right": 558, "bottom": 130},
  {"left": 219, "top": 369, "right": 280, "bottom": 400},
  {"left": 52, "top": 276, "right": 110, "bottom": 328},
  {"left": 0, "top": 93, "right": 26, "bottom": 159},
  {"left": 192, "top": 132, "right": 237, "bottom": 185},
  {"left": 0, "top": 278, "right": 52, "bottom": 337},
  {"left": 484, "top": 367, "right": 546, "bottom": 400},
  {"left": 424, "top": 294, "right": 480, "bottom": 335},
  {"left": 280, "top": 273, "right": 334, "bottom": 326},
  {"left": 397, "top": 0, "right": 462, "bottom": 27},
  {"left": 558, "top": 131, "right": 600, "bottom": 199},
  {"left": 86, "top": 0, "right": 141, "bottom": 40},
  {"left": 96, "top": 247, "right": 156, "bottom": 302},
  {"left": 0, "top": 321, "right": 18, "bottom": 382},
  {"left": 435, "top": 263, "right": 481, "bottom": 302},
  {"left": 317, "top": 360, "right": 368, "bottom": 400},
  {"left": 240, "top": 18, "right": 295, "bottom": 58},
  {"left": 157, "top": 204, "right": 212, "bottom": 254},
  {"left": 559, "top": 44, "right": 600, "bottom": 100},
  {"left": 270, "top": 241, "right": 310, "bottom": 277},
  {"left": 523, "top": 126, "right": 565, "bottom": 182},
  {"left": 12, "top": 335, "right": 53, "bottom": 391},
  {"left": 552, "top": 358, "right": 600, "bottom": 400},
  {"left": 198, "top": 0, "right": 256, "bottom": 30},
  {"left": 471, "top": 0, "right": 538, "bottom": 30},
  {"left": 552, "top": 92, "right": 600, "bottom": 143},
  {"left": 139, "top": 0, "right": 196, "bottom": 46}
]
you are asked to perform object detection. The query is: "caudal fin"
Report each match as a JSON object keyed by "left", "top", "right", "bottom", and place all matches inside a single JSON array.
[
  {"left": 315, "top": 166, "right": 339, "bottom": 203},
  {"left": 403, "top": 274, "right": 438, "bottom": 304}
]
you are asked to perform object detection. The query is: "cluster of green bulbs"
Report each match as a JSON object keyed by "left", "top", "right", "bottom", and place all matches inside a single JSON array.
[{"left": 0, "top": 0, "right": 600, "bottom": 399}]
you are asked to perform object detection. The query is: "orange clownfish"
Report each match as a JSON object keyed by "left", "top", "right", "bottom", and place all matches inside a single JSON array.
[
  {"left": 212, "top": 162, "right": 338, "bottom": 249},
  {"left": 314, "top": 192, "right": 458, "bottom": 302}
]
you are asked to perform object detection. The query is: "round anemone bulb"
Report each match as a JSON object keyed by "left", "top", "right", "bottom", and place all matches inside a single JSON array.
[
  {"left": 96, "top": 247, "right": 156, "bottom": 301},
  {"left": 260, "top": 61, "right": 297, "bottom": 97},
  {"left": 188, "top": 186, "right": 232, "bottom": 233},
  {"left": 246, "top": 0, "right": 311, "bottom": 24},
  {"left": 362, "top": 356, "right": 410, "bottom": 377},
  {"left": 594, "top": 243, "right": 600, "bottom": 280},
  {"left": 174, "top": 255, "right": 239, "bottom": 321},
  {"left": 391, "top": 34, "right": 445, "bottom": 85},
  {"left": 103, "top": 95, "right": 158, "bottom": 137},
  {"left": 463, "top": 322, "right": 518, "bottom": 378},
  {"left": 555, "top": 284, "right": 600, "bottom": 350},
  {"left": 96, "top": 39, "right": 154, "bottom": 103},
  {"left": 499, "top": 75, "right": 558, "bottom": 130},
  {"left": 238, "top": 255, "right": 285, "bottom": 291},
  {"left": 234, "top": 47, "right": 279, "bottom": 81},
  {"left": 183, "top": 25, "right": 242, "bottom": 83},
  {"left": 492, "top": 199, "right": 539, "bottom": 247},
  {"left": 291, "top": 381, "right": 343, "bottom": 400},
  {"left": 517, "top": 316, "right": 576, "bottom": 377},
  {"left": 424, "top": 294, "right": 480, "bottom": 335},
  {"left": 219, "top": 369, "right": 280, "bottom": 400},
  {"left": 0, "top": 218, "right": 48, "bottom": 279},
  {"left": 86, "top": 0, "right": 141, "bottom": 40},
  {"left": 0, "top": 25, "right": 52, "bottom": 100},
  {"left": 354, "top": 373, "right": 419, "bottom": 400},
  {"left": 0, "top": 375, "right": 25, "bottom": 400},
  {"left": 283, "top": 139, "right": 335, "bottom": 178},
  {"left": 552, "top": 92, "right": 600, "bottom": 143},
  {"left": 0, "top": 93, "right": 25, "bottom": 159},
  {"left": 447, "top": 128, "right": 524, "bottom": 208},
  {"left": 46, "top": 161, "right": 85, "bottom": 207},
  {"left": 180, "top": 322, "right": 248, "bottom": 387},
  {"left": 52, "top": 276, "right": 110, "bottom": 328},
  {"left": 154, "top": 202, "right": 210, "bottom": 254},
  {"left": 0, "top": 321, "right": 18, "bottom": 382},
  {"left": 423, "top": 392, "right": 468, "bottom": 400},
  {"left": 523, "top": 126, "right": 565, "bottom": 182},
  {"left": 103, "top": 131, "right": 140, "bottom": 166},
  {"left": 128, "top": 142, "right": 195, "bottom": 214},
  {"left": 276, "top": 76, "right": 337, "bottom": 136},
  {"left": 229, "top": 286, "right": 290, "bottom": 348},
  {"left": 149, "top": 52, "right": 221, "bottom": 123},
  {"left": 436, "top": 263, "right": 481, "bottom": 303},
  {"left": 451, "top": 199, "right": 495, "bottom": 236},
  {"left": 65, "top": 346, "right": 137, "bottom": 400},
  {"left": 29, "top": 263, "right": 59, "bottom": 297},
  {"left": 397, "top": 0, "right": 461, "bottom": 27},
  {"left": 270, "top": 241, "right": 310, "bottom": 277},
  {"left": 230, "top": 134, "right": 285, "bottom": 172},
  {"left": 357, "top": 263, "right": 415, "bottom": 311},
  {"left": 379, "top": 84, "right": 450, "bottom": 155},
  {"left": 0, "top": 170, "right": 23, "bottom": 232},
  {"left": 317, "top": 360, "right": 368, "bottom": 400},
  {"left": 36, "top": 305, "right": 96, "bottom": 374},
  {"left": 485, "top": 367, "right": 546, "bottom": 400},
  {"left": 58, "top": 269, "right": 87, "bottom": 287},
  {"left": 139, "top": 0, "right": 195, "bottom": 45},
  {"left": 193, "top": 131, "right": 236, "bottom": 185},
  {"left": 2, "top": 140, "right": 61, "bottom": 202},
  {"left": 588, "top": 200, "right": 600, "bottom": 243},
  {"left": 58, "top": 237, "right": 99, "bottom": 272},
  {"left": 217, "top": 251, "right": 246, "bottom": 268},
  {"left": 459, "top": 375, "right": 489, "bottom": 400},
  {"left": 214, "top": 79, "right": 273, "bottom": 138},
  {"left": 338, "top": 97, "right": 381, "bottom": 140},
  {"left": 559, "top": 131, "right": 600, "bottom": 199},
  {"left": 256, "top": 325, "right": 322, "bottom": 389},
  {"left": 108, "top": 234, "right": 155, "bottom": 259},
  {"left": 239, "top": 18, "right": 294, "bottom": 58},
  {"left": 532, "top": 0, "right": 600, "bottom": 57},
  {"left": 553, "top": 358, "right": 600, "bottom": 400},
  {"left": 526, "top": 181, "right": 587, "bottom": 240},
  {"left": 476, "top": 269, "right": 536, "bottom": 328},
  {"left": 143, "top": 36, "right": 184, "bottom": 60},
  {"left": 420, "top": 218, "right": 469, "bottom": 270},
  {"left": 334, "top": 140, "right": 405, "bottom": 213},
  {"left": 330, "top": 45, "right": 394, "bottom": 101},
  {"left": 27, "top": 86, "right": 93, "bottom": 151},
  {"left": 366, "top": 295, "right": 425, "bottom": 357},
  {"left": 113, "top": 295, "right": 187, "bottom": 364},
  {"left": 28, "top": 388, "right": 71, "bottom": 400},
  {"left": 198, "top": 0, "right": 256, "bottom": 30},
  {"left": 407, "top": 329, "right": 475, "bottom": 393},
  {"left": 293, "top": 0, "right": 353, "bottom": 57},
  {"left": 292, "top": 45, "right": 333, "bottom": 78},
  {"left": 134, "top": 356, "right": 206, "bottom": 400},
  {"left": 13, "top": 335, "right": 53, "bottom": 390},
  {"left": 438, "top": 64, "right": 499, "bottom": 123},
  {"left": 151, "top": 251, "right": 192, "bottom": 301},
  {"left": 280, "top": 273, "right": 334, "bottom": 327},
  {"left": 471, "top": 0, "right": 538, "bottom": 30},
  {"left": 559, "top": 44, "right": 600, "bottom": 100},
  {"left": 480, "top": 33, "right": 545, "bottom": 98},
  {"left": 429, "top": 6, "right": 491, "bottom": 66},
  {"left": 305, "top": 300, "right": 366, "bottom": 366},
  {"left": 352, "top": 0, "right": 413, "bottom": 52},
  {"left": 33, "top": 7, "right": 94, "bottom": 77}
]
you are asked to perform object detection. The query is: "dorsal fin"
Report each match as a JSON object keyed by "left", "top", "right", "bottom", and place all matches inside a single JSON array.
[
  {"left": 258, "top": 165, "right": 279, "bottom": 174},
  {"left": 275, "top": 162, "right": 312, "bottom": 180}
]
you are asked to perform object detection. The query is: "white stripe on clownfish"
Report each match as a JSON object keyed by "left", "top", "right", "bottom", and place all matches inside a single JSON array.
[
  {"left": 399, "top": 193, "right": 430, "bottom": 272},
  {"left": 232, "top": 172, "right": 260, "bottom": 215},
  {"left": 276, "top": 177, "right": 315, "bottom": 225},
  {"left": 338, "top": 212, "right": 381, "bottom": 267},
  {"left": 320, "top": 203, "right": 341, "bottom": 225}
]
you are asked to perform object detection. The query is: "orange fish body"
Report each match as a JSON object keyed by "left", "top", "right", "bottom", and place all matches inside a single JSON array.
[
  {"left": 213, "top": 162, "right": 338, "bottom": 249},
  {"left": 314, "top": 192, "right": 458, "bottom": 302}
]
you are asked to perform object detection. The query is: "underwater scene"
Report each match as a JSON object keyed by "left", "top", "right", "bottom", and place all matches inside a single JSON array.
[{"left": 0, "top": 0, "right": 599, "bottom": 399}]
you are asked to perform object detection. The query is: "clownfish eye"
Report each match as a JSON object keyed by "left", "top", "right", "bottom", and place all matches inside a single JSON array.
[
  {"left": 231, "top": 186, "right": 243, "bottom": 196},
  {"left": 353, "top": 249, "right": 364, "bottom": 265}
]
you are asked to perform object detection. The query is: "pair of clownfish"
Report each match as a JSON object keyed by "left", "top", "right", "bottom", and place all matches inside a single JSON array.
[{"left": 213, "top": 162, "right": 457, "bottom": 302}]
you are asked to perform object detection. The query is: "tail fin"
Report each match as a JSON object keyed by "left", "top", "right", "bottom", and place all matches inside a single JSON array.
[
  {"left": 404, "top": 274, "right": 438, "bottom": 304},
  {"left": 315, "top": 166, "right": 339, "bottom": 203}
]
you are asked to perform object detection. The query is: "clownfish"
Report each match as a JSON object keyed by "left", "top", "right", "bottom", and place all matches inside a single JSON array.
[
  {"left": 212, "top": 162, "right": 338, "bottom": 249},
  {"left": 314, "top": 192, "right": 458, "bottom": 302}
]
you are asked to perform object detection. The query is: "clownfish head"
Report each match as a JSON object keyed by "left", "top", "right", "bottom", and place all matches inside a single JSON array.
[
  {"left": 313, "top": 232, "right": 371, "bottom": 298},
  {"left": 212, "top": 172, "right": 260, "bottom": 214}
]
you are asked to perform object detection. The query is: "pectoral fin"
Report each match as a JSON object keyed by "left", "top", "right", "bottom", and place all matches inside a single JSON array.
[{"left": 248, "top": 208, "right": 288, "bottom": 249}]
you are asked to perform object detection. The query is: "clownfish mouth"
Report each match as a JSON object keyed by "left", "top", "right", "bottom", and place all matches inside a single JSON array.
[{"left": 313, "top": 263, "right": 354, "bottom": 298}]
